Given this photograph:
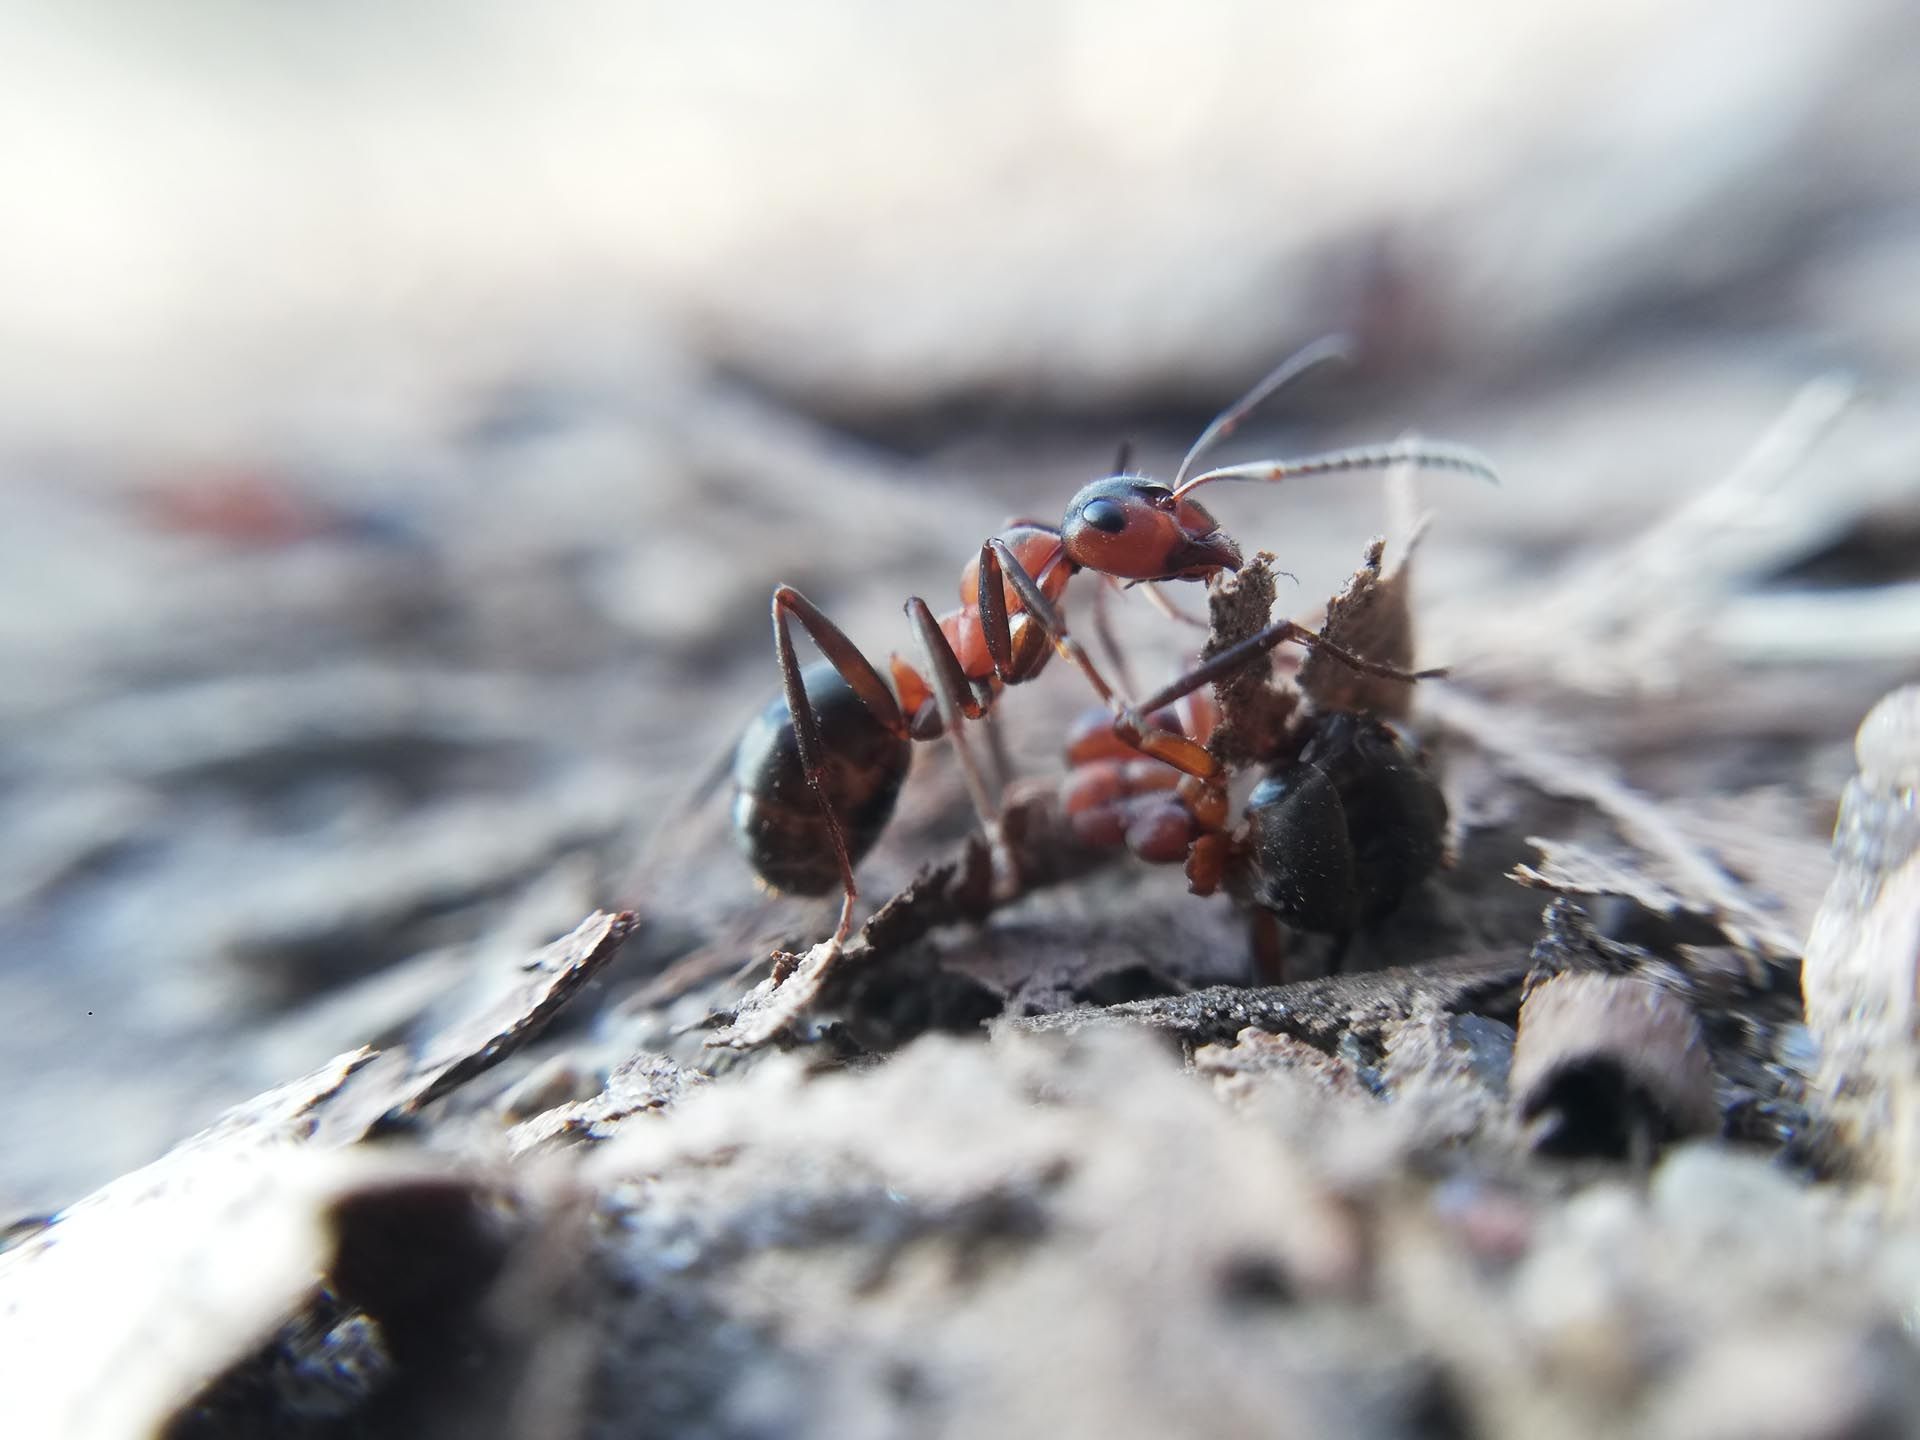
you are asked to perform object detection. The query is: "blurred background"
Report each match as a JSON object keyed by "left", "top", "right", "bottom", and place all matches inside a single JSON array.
[{"left": 4, "top": 0, "right": 1919, "bottom": 1214}]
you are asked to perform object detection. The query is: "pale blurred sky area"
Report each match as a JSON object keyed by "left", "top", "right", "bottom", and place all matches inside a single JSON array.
[{"left": 3, "top": 0, "right": 1910, "bottom": 451}]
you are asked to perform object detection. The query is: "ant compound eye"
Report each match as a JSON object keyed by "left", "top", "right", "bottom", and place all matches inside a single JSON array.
[{"left": 1080, "top": 497, "right": 1128, "bottom": 534}]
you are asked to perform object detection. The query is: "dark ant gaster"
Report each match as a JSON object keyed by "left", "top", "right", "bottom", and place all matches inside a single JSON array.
[{"left": 731, "top": 338, "right": 1495, "bottom": 967}]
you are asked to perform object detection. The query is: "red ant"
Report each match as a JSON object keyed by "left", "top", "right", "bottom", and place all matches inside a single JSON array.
[
  {"left": 1059, "top": 649, "right": 1451, "bottom": 967},
  {"left": 730, "top": 339, "right": 1495, "bottom": 966}
]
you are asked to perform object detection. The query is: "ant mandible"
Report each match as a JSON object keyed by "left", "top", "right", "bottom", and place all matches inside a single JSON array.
[{"left": 731, "top": 338, "right": 1495, "bottom": 966}]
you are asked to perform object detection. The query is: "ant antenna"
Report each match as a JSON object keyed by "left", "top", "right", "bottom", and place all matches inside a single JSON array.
[
  {"left": 1171, "top": 334, "right": 1355, "bottom": 489},
  {"left": 1170, "top": 439, "right": 1499, "bottom": 502}
]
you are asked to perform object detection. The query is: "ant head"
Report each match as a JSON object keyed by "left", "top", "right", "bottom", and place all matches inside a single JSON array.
[{"left": 1060, "top": 475, "right": 1242, "bottom": 581}]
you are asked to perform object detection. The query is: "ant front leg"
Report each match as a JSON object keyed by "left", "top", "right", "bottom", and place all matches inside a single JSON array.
[
  {"left": 1130, "top": 617, "right": 1444, "bottom": 721},
  {"left": 977, "top": 539, "right": 1219, "bottom": 782}
]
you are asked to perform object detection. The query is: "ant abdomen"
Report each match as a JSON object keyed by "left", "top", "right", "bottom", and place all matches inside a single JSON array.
[
  {"left": 1245, "top": 714, "right": 1447, "bottom": 933},
  {"left": 732, "top": 662, "right": 913, "bottom": 895}
]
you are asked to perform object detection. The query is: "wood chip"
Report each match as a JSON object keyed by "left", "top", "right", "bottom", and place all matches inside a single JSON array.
[{"left": 314, "top": 909, "right": 639, "bottom": 1141}]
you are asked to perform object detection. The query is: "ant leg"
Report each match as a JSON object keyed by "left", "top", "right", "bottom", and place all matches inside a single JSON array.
[
  {"left": 991, "top": 543, "right": 1437, "bottom": 776},
  {"left": 1130, "top": 617, "right": 1442, "bottom": 719},
  {"left": 772, "top": 586, "right": 911, "bottom": 736},
  {"left": 980, "top": 707, "right": 1017, "bottom": 795},
  {"left": 1249, "top": 908, "right": 1287, "bottom": 986},
  {"left": 771, "top": 586, "right": 911, "bottom": 948},
  {"left": 904, "top": 597, "right": 1001, "bottom": 830},
  {"left": 1138, "top": 582, "right": 1209, "bottom": 630},
  {"left": 1325, "top": 930, "right": 1354, "bottom": 976},
  {"left": 1088, "top": 575, "right": 1140, "bottom": 698},
  {"left": 978, "top": 539, "right": 1218, "bottom": 780}
]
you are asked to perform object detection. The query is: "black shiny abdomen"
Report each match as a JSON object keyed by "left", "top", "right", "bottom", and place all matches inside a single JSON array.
[
  {"left": 1245, "top": 713, "right": 1447, "bottom": 933},
  {"left": 731, "top": 662, "right": 913, "bottom": 895}
]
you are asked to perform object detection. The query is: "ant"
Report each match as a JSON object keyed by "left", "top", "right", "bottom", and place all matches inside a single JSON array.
[
  {"left": 730, "top": 338, "right": 1494, "bottom": 968},
  {"left": 1059, "top": 637, "right": 1451, "bottom": 970}
]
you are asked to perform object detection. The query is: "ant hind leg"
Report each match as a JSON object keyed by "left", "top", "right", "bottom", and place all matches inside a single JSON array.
[{"left": 769, "top": 586, "right": 912, "bottom": 956}]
